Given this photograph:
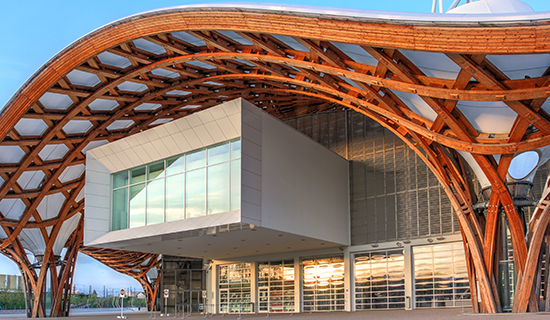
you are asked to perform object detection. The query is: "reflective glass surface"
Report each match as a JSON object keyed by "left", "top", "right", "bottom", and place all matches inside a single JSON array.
[
  {"left": 186, "top": 168, "right": 206, "bottom": 218},
  {"left": 166, "top": 155, "right": 185, "bottom": 176},
  {"left": 130, "top": 166, "right": 146, "bottom": 184},
  {"left": 129, "top": 183, "right": 146, "bottom": 227},
  {"left": 148, "top": 160, "right": 165, "bottom": 180},
  {"left": 414, "top": 243, "right": 470, "bottom": 308},
  {"left": 219, "top": 263, "right": 252, "bottom": 314},
  {"left": 302, "top": 256, "right": 345, "bottom": 312},
  {"left": 208, "top": 162, "right": 230, "bottom": 214},
  {"left": 186, "top": 149, "right": 206, "bottom": 171},
  {"left": 258, "top": 260, "right": 295, "bottom": 313},
  {"left": 165, "top": 173, "right": 184, "bottom": 222},
  {"left": 113, "top": 171, "right": 128, "bottom": 189},
  {"left": 354, "top": 250, "right": 405, "bottom": 310},
  {"left": 111, "top": 139, "right": 240, "bottom": 230},
  {"left": 147, "top": 178, "right": 164, "bottom": 225},
  {"left": 208, "top": 143, "right": 230, "bottom": 164},
  {"left": 112, "top": 188, "right": 128, "bottom": 231}
]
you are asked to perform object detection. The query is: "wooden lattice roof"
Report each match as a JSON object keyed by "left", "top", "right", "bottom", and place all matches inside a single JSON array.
[{"left": 1, "top": 6, "right": 550, "bottom": 313}]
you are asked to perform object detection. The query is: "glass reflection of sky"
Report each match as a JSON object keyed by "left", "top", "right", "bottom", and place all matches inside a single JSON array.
[{"left": 112, "top": 140, "right": 240, "bottom": 229}]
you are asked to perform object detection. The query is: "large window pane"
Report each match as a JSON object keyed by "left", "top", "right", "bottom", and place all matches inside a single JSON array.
[
  {"left": 166, "top": 155, "right": 185, "bottom": 176},
  {"left": 208, "top": 162, "right": 230, "bottom": 214},
  {"left": 166, "top": 173, "right": 184, "bottom": 222},
  {"left": 187, "top": 150, "right": 206, "bottom": 171},
  {"left": 147, "top": 178, "right": 165, "bottom": 225},
  {"left": 231, "top": 159, "right": 241, "bottom": 211},
  {"left": 208, "top": 143, "right": 230, "bottom": 165},
  {"left": 112, "top": 188, "right": 128, "bottom": 230},
  {"left": 186, "top": 168, "right": 206, "bottom": 218},
  {"left": 130, "top": 166, "right": 146, "bottom": 184},
  {"left": 113, "top": 171, "right": 128, "bottom": 189},
  {"left": 129, "top": 183, "right": 146, "bottom": 227},
  {"left": 148, "top": 160, "right": 165, "bottom": 180},
  {"left": 231, "top": 140, "right": 241, "bottom": 159}
]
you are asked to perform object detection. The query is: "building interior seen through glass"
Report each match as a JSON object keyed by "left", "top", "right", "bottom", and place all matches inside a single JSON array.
[
  {"left": 414, "top": 243, "right": 470, "bottom": 308},
  {"left": 354, "top": 250, "right": 405, "bottom": 310},
  {"left": 111, "top": 139, "right": 241, "bottom": 230},
  {"left": 303, "top": 256, "right": 345, "bottom": 311},
  {"left": 258, "top": 260, "right": 295, "bottom": 313},
  {"left": 219, "top": 263, "right": 252, "bottom": 314}
]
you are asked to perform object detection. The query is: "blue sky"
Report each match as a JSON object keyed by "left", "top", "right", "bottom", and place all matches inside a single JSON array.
[{"left": 1, "top": 0, "right": 550, "bottom": 291}]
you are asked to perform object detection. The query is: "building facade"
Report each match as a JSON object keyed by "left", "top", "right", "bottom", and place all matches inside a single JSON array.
[{"left": 83, "top": 99, "right": 481, "bottom": 314}]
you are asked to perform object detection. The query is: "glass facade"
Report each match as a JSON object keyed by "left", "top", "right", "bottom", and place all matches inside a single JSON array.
[
  {"left": 354, "top": 250, "right": 405, "bottom": 310},
  {"left": 258, "top": 260, "right": 295, "bottom": 313},
  {"left": 111, "top": 140, "right": 241, "bottom": 230},
  {"left": 302, "top": 256, "right": 345, "bottom": 312},
  {"left": 414, "top": 243, "right": 470, "bottom": 308},
  {"left": 219, "top": 263, "right": 252, "bottom": 313}
]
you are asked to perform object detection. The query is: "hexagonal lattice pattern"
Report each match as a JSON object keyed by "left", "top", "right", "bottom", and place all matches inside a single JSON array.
[
  {"left": 107, "top": 120, "right": 135, "bottom": 131},
  {"left": 39, "top": 144, "right": 70, "bottom": 162},
  {"left": 117, "top": 81, "right": 148, "bottom": 92},
  {"left": 17, "top": 170, "right": 46, "bottom": 190},
  {"left": 62, "top": 120, "right": 93, "bottom": 135},
  {"left": 133, "top": 38, "right": 166, "bottom": 55},
  {"left": 150, "top": 118, "right": 173, "bottom": 126},
  {"left": 88, "top": 99, "right": 119, "bottom": 111},
  {"left": 14, "top": 118, "right": 49, "bottom": 137},
  {"left": 0, "top": 146, "right": 26, "bottom": 164},
  {"left": 36, "top": 193, "right": 66, "bottom": 221},
  {"left": 66, "top": 69, "right": 101, "bottom": 87},
  {"left": 81, "top": 140, "right": 109, "bottom": 154},
  {"left": 0, "top": 198, "right": 26, "bottom": 220},
  {"left": 134, "top": 103, "right": 162, "bottom": 111},
  {"left": 58, "top": 164, "right": 85, "bottom": 184},
  {"left": 97, "top": 51, "right": 132, "bottom": 68},
  {"left": 38, "top": 92, "right": 73, "bottom": 110}
]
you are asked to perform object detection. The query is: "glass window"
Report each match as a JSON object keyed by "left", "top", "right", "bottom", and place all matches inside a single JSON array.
[
  {"left": 208, "top": 162, "right": 230, "bottom": 215},
  {"left": 166, "top": 173, "right": 184, "bottom": 222},
  {"left": 414, "top": 243, "right": 470, "bottom": 308},
  {"left": 129, "top": 183, "right": 146, "bottom": 227},
  {"left": 112, "top": 188, "right": 128, "bottom": 230},
  {"left": 231, "top": 140, "right": 241, "bottom": 159},
  {"left": 111, "top": 139, "right": 241, "bottom": 229},
  {"left": 187, "top": 149, "right": 206, "bottom": 171},
  {"left": 130, "top": 166, "right": 146, "bottom": 184},
  {"left": 208, "top": 143, "right": 230, "bottom": 165},
  {"left": 147, "top": 178, "right": 165, "bottom": 225},
  {"left": 113, "top": 171, "right": 128, "bottom": 189},
  {"left": 148, "top": 160, "right": 165, "bottom": 180},
  {"left": 302, "top": 256, "right": 345, "bottom": 312},
  {"left": 354, "top": 250, "right": 405, "bottom": 310},
  {"left": 231, "top": 159, "right": 241, "bottom": 211},
  {"left": 166, "top": 155, "right": 185, "bottom": 176},
  {"left": 219, "top": 263, "right": 252, "bottom": 314},
  {"left": 186, "top": 168, "right": 206, "bottom": 218},
  {"left": 258, "top": 261, "right": 295, "bottom": 313}
]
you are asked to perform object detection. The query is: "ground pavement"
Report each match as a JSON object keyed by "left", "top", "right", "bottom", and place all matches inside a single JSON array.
[{"left": 2, "top": 308, "right": 550, "bottom": 319}]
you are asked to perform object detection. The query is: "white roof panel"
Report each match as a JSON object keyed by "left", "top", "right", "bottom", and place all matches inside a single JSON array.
[
  {"left": 171, "top": 32, "right": 206, "bottom": 46},
  {"left": 133, "top": 38, "right": 167, "bottom": 55},
  {"left": 400, "top": 50, "right": 461, "bottom": 80},
  {"left": 456, "top": 101, "right": 516, "bottom": 133},
  {"left": 66, "top": 69, "right": 101, "bottom": 87},
  {"left": 97, "top": 51, "right": 132, "bottom": 68},
  {"left": 88, "top": 99, "right": 119, "bottom": 111},
  {"left": 486, "top": 54, "right": 550, "bottom": 80},
  {"left": 14, "top": 118, "right": 49, "bottom": 137},
  {"left": 39, "top": 144, "right": 69, "bottom": 161}
]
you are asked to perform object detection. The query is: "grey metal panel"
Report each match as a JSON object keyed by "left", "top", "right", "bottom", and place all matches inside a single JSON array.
[{"left": 284, "top": 110, "right": 459, "bottom": 245}]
